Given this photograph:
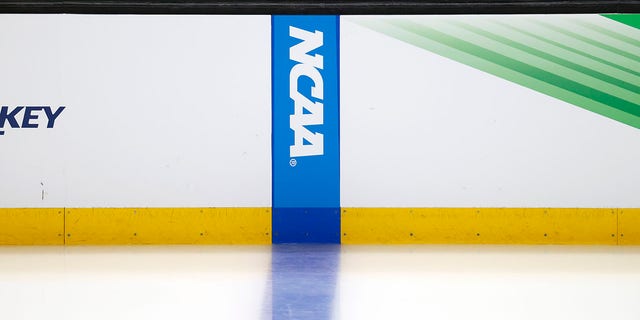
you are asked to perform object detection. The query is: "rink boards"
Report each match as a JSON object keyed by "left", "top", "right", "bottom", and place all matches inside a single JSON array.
[
  {"left": 1, "top": 14, "right": 639, "bottom": 244},
  {"left": 2, "top": 207, "right": 640, "bottom": 245}
]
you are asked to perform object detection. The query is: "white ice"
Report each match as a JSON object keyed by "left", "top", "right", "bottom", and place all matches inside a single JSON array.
[{"left": 1, "top": 245, "right": 639, "bottom": 320}]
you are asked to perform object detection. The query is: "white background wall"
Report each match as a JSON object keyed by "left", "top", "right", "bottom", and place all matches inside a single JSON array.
[
  {"left": 340, "top": 17, "right": 640, "bottom": 208},
  {"left": 2, "top": 15, "right": 639, "bottom": 209},
  {"left": 0, "top": 15, "right": 272, "bottom": 208}
]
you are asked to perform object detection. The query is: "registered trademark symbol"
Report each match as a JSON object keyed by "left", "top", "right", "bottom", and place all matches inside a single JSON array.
[{"left": 289, "top": 158, "right": 297, "bottom": 167}]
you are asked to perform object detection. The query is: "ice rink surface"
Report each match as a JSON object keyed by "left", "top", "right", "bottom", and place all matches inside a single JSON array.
[{"left": 1, "top": 245, "right": 639, "bottom": 320}]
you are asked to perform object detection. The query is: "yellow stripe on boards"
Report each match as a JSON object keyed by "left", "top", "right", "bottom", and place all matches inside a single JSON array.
[
  {"left": 1, "top": 207, "right": 639, "bottom": 245},
  {"left": 619, "top": 208, "right": 640, "bottom": 245},
  {"left": 0, "top": 208, "right": 64, "bottom": 245},
  {"left": 65, "top": 208, "right": 271, "bottom": 245},
  {"left": 341, "top": 208, "right": 625, "bottom": 245}
]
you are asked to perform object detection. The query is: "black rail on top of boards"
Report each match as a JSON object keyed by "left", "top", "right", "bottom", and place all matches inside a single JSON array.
[{"left": 0, "top": 0, "right": 638, "bottom": 14}]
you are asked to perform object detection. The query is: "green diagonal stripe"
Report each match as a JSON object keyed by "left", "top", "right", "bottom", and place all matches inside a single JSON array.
[
  {"left": 494, "top": 21, "right": 640, "bottom": 80},
  {"left": 574, "top": 19, "right": 640, "bottom": 48},
  {"left": 354, "top": 16, "right": 640, "bottom": 130},
  {"left": 533, "top": 20, "right": 640, "bottom": 65},
  {"left": 391, "top": 19, "right": 640, "bottom": 116},
  {"left": 603, "top": 14, "right": 640, "bottom": 31},
  {"left": 448, "top": 20, "right": 640, "bottom": 100}
]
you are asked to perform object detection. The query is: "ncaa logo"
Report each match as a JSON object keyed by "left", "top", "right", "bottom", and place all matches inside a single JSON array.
[{"left": 289, "top": 26, "right": 324, "bottom": 158}]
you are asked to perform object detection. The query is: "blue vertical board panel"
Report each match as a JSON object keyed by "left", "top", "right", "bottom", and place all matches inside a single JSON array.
[{"left": 272, "top": 15, "right": 340, "bottom": 243}]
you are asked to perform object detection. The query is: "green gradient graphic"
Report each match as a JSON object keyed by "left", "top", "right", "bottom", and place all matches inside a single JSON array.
[
  {"left": 355, "top": 15, "right": 640, "bottom": 129},
  {"left": 604, "top": 14, "right": 640, "bottom": 31}
]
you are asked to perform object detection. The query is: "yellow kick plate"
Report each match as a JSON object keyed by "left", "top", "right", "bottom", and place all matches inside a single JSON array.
[
  {"left": 65, "top": 207, "right": 271, "bottom": 245},
  {"left": 342, "top": 208, "right": 621, "bottom": 245},
  {"left": 0, "top": 208, "right": 64, "bottom": 245}
]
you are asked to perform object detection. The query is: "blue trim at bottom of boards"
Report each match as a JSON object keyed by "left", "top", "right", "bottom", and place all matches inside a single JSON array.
[{"left": 273, "top": 208, "right": 341, "bottom": 243}]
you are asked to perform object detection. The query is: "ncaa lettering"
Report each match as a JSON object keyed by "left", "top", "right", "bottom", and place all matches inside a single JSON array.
[
  {"left": 0, "top": 106, "right": 65, "bottom": 136},
  {"left": 289, "top": 26, "right": 324, "bottom": 158}
]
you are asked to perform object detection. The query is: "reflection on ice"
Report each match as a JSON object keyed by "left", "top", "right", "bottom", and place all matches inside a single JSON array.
[{"left": 270, "top": 245, "right": 340, "bottom": 320}]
